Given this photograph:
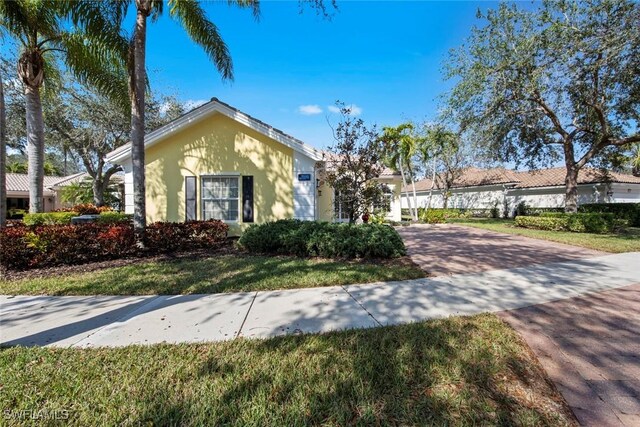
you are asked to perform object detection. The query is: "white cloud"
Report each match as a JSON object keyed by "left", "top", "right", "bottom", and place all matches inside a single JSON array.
[
  {"left": 327, "top": 104, "right": 362, "bottom": 116},
  {"left": 298, "top": 104, "right": 323, "bottom": 115}
]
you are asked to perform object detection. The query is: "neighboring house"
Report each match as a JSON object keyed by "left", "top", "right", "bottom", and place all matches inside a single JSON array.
[
  {"left": 6, "top": 173, "right": 62, "bottom": 214},
  {"left": 105, "top": 98, "right": 402, "bottom": 235},
  {"left": 5, "top": 172, "right": 124, "bottom": 217},
  {"left": 401, "top": 167, "right": 640, "bottom": 214}
]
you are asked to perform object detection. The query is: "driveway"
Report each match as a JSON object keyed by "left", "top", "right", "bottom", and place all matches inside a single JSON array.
[
  {"left": 499, "top": 283, "right": 640, "bottom": 427},
  {"left": 396, "top": 224, "right": 604, "bottom": 276}
]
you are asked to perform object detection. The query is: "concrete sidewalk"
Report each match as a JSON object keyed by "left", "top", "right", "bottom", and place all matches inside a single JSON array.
[{"left": 1, "top": 252, "right": 639, "bottom": 348}]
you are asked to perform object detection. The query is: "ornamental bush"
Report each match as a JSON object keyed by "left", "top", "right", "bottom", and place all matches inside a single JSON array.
[
  {"left": 23, "top": 212, "right": 78, "bottom": 226},
  {"left": 515, "top": 213, "right": 615, "bottom": 233},
  {"left": 0, "top": 220, "right": 228, "bottom": 271},
  {"left": 418, "top": 208, "right": 471, "bottom": 224},
  {"left": 579, "top": 203, "right": 640, "bottom": 227},
  {"left": 238, "top": 220, "right": 406, "bottom": 259}
]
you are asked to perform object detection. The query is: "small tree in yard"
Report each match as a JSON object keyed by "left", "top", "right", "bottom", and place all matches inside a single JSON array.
[
  {"left": 324, "top": 104, "right": 388, "bottom": 224},
  {"left": 447, "top": 0, "right": 640, "bottom": 212}
]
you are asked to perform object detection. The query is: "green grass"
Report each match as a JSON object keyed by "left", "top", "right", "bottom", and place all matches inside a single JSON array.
[
  {"left": 450, "top": 218, "right": 640, "bottom": 253},
  {"left": 0, "top": 314, "right": 573, "bottom": 426},
  {"left": 0, "top": 255, "right": 425, "bottom": 296}
]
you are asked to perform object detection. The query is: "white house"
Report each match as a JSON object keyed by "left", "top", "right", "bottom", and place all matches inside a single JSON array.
[{"left": 401, "top": 167, "right": 640, "bottom": 214}]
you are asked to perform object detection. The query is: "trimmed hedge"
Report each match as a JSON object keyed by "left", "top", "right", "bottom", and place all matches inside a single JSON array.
[
  {"left": 23, "top": 211, "right": 130, "bottom": 226},
  {"left": 97, "top": 212, "right": 132, "bottom": 224},
  {"left": 23, "top": 212, "right": 78, "bottom": 226},
  {"left": 418, "top": 208, "right": 472, "bottom": 224},
  {"left": 238, "top": 220, "right": 406, "bottom": 259},
  {"left": 579, "top": 203, "right": 640, "bottom": 227},
  {"left": 0, "top": 220, "right": 228, "bottom": 271},
  {"left": 515, "top": 213, "right": 615, "bottom": 233}
]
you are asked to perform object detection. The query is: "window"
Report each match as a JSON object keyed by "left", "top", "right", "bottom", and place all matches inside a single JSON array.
[
  {"left": 333, "top": 191, "right": 350, "bottom": 222},
  {"left": 373, "top": 185, "right": 393, "bottom": 213},
  {"left": 201, "top": 176, "right": 239, "bottom": 221}
]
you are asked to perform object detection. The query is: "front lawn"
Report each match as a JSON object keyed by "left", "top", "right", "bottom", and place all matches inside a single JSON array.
[
  {"left": 450, "top": 218, "right": 640, "bottom": 253},
  {"left": 0, "top": 254, "right": 425, "bottom": 296},
  {"left": 0, "top": 314, "right": 575, "bottom": 426}
]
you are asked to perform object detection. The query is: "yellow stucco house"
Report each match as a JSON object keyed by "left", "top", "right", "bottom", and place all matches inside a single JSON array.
[{"left": 106, "top": 98, "right": 402, "bottom": 235}]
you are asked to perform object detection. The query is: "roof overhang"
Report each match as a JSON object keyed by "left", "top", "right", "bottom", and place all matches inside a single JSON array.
[{"left": 106, "top": 98, "right": 323, "bottom": 164}]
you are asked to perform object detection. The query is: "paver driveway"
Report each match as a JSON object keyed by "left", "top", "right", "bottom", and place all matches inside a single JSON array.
[
  {"left": 500, "top": 283, "right": 640, "bottom": 427},
  {"left": 397, "top": 223, "right": 604, "bottom": 276}
]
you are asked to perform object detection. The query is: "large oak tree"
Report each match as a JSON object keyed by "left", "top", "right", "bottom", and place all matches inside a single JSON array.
[{"left": 447, "top": 0, "right": 640, "bottom": 212}]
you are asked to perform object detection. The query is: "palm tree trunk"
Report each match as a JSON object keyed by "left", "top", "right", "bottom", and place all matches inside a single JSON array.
[
  {"left": 131, "top": 2, "right": 150, "bottom": 242},
  {"left": 0, "top": 69, "right": 6, "bottom": 227},
  {"left": 426, "top": 157, "right": 436, "bottom": 211},
  {"left": 408, "top": 164, "right": 419, "bottom": 220},
  {"left": 398, "top": 162, "right": 413, "bottom": 221},
  {"left": 25, "top": 84, "right": 45, "bottom": 213}
]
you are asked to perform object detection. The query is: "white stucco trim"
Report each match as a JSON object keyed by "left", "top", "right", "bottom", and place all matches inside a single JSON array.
[{"left": 106, "top": 98, "right": 322, "bottom": 164}]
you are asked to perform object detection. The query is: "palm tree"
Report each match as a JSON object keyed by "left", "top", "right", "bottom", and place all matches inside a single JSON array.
[
  {"left": 0, "top": 0, "right": 127, "bottom": 213},
  {"left": 111, "top": 0, "right": 258, "bottom": 241},
  {"left": 380, "top": 123, "right": 420, "bottom": 221},
  {"left": 0, "top": 63, "right": 6, "bottom": 227}
]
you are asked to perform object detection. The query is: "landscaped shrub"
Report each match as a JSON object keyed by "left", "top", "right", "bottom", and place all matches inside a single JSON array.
[
  {"left": 515, "top": 213, "right": 615, "bottom": 233},
  {"left": 23, "top": 212, "right": 78, "bottom": 226},
  {"left": 418, "top": 208, "right": 471, "bottom": 224},
  {"left": 144, "top": 220, "right": 229, "bottom": 251},
  {"left": 579, "top": 203, "right": 640, "bottom": 227},
  {"left": 55, "top": 204, "right": 113, "bottom": 215},
  {"left": 0, "top": 220, "right": 228, "bottom": 271},
  {"left": 238, "top": 220, "right": 406, "bottom": 259},
  {"left": 97, "top": 212, "right": 132, "bottom": 224}
]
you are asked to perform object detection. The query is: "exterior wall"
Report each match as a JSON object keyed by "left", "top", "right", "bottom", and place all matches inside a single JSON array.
[
  {"left": 609, "top": 183, "right": 640, "bottom": 203},
  {"left": 316, "top": 181, "right": 333, "bottom": 222},
  {"left": 142, "top": 113, "right": 295, "bottom": 235},
  {"left": 6, "top": 192, "right": 56, "bottom": 212},
  {"left": 401, "top": 182, "right": 634, "bottom": 215},
  {"left": 402, "top": 186, "right": 505, "bottom": 210}
]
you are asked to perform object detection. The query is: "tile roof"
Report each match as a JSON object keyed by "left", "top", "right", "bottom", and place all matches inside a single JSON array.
[
  {"left": 404, "top": 167, "right": 640, "bottom": 192},
  {"left": 514, "top": 167, "right": 640, "bottom": 188},
  {"left": 6, "top": 173, "right": 61, "bottom": 195}
]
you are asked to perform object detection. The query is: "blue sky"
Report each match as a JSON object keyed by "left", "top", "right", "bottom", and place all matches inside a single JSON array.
[{"left": 143, "top": 1, "right": 498, "bottom": 149}]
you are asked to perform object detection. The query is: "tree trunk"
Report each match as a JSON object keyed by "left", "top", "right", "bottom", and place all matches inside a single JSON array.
[
  {"left": 443, "top": 189, "right": 450, "bottom": 209},
  {"left": 93, "top": 176, "right": 106, "bottom": 207},
  {"left": 131, "top": 2, "right": 150, "bottom": 243},
  {"left": 426, "top": 157, "right": 436, "bottom": 211},
  {"left": 408, "top": 164, "right": 419, "bottom": 221},
  {"left": 25, "top": 84, "right": 45, "bottom": 213},
  {"left": 0, "top": 69, "right": 6, "bottom": 227},
  {"left": 398, "top": 162, "right": 413, "bottom": 221},
  {"left": 563, "top": 139, "right": 579, "bottom": 213},
  {"left": 564, "top": 166, "right": 579, "bottom": 213}
]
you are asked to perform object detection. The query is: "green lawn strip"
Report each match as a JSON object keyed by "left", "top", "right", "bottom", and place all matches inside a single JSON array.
[
  {"left": 0, "top": 314, "right": 574, "bottom": 426},
  {"left": 0, "top": 255, "right": 425, "bottom": 296},
  {"left": 450, "top": 218, "right": 640, "bottom": 253}
]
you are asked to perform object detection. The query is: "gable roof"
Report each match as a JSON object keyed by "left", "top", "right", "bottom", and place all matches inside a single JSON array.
[
  {"left": 404, "top": 167, "right": 640, "bottom": 192},
  {"left": 106, "top": 97, "right": 323, "bottom": 164},
  {"left": 6, "top": 173, "right": 65, "bottom": 195}
]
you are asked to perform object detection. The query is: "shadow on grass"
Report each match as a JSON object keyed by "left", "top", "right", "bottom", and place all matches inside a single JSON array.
[
  {"left": 122, "top": 316, "right": 573, "bottom": 426},
  {"left": 1, "top": 255, "right": 425, "bottom": 296}
]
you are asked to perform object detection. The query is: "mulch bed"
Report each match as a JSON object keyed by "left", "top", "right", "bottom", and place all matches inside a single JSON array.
[{"left": 1, "top": 240, "right": 241, "bottom": 282}]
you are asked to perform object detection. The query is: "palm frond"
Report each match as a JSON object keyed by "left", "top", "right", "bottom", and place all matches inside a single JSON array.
[
  {"left": 59, "top": 32, "right": 130, "bottom": 114},
  {"left": 168, "top": 0, "right": 234, "bottom": 81}
]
